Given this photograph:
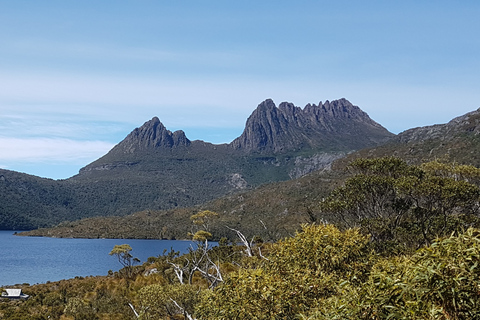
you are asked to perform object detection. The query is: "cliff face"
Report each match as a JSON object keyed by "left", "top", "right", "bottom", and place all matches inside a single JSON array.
[{"left": 230, "top": 98, "right": 394, "bottom": 153}]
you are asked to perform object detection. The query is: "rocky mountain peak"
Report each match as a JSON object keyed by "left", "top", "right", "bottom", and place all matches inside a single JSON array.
[
  {"left": 230, "top": 98, "right": 394, "bottom": 153},
  {"left": 112, "top": 117, "right": 191, "bottom": 153}
]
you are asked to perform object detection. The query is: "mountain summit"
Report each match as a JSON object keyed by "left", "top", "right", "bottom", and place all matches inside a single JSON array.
[
  {"left": 231, "top": 98, "right": 393, "bottom": 153},
  {"left": 112, "top": 117, "right": 191, "bottom": 153}
]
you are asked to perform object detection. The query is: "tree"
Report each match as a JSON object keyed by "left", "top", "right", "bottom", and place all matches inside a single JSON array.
[
  {"left": 109, "top": 244, "right": 140, "bottom": 280},
  {"left": 190, "top": 210, "right": 219, "bottom": 233},
  {"left": 167, "top": 211, "right": 224, "bottom": 288}
]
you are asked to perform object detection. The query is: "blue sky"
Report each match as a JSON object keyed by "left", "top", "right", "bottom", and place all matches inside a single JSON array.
[{"left": 1, "top": 1, "right": 479, "bottom": 179}]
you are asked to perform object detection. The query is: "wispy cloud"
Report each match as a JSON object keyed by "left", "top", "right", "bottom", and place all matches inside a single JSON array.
[
  {"left": 1, "top": 70, "right": 479, "bottom": 136},
  {"left": 0, "top": 137, "right": 114, "bottom": 164},
  {"left": 31, "top": 40, "right": 242, "bottom": 64}
]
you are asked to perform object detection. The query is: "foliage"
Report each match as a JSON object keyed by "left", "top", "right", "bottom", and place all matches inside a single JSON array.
[
  {"left": 195, "top": 224, "right": 373, "bottom": 319},
  {"left": 4, "top": 157, "right": 480, "bottom": 319},
  {"left": 190, "top": 210, "right": 219, "bottom": 231},
  {"left": 302, "top": 228, "right": 480, "bottom": 320},
  {"left": 0, "top": 276, "right": 132, "bottom": 320},
  {"left": 5, "top": 224, "right": 480, "bottom": 319},
  {"left": 1, "top": 146, "right": 340, "bottom": 231},
  {"left": 137, "top": 283, "right": 201, "bottom": 319},
  {"left": 321, "top": 157, "right": 480, "bottom": 252},
  {"left": 21, "top": 168, "right": 342, "bottom": 241}
]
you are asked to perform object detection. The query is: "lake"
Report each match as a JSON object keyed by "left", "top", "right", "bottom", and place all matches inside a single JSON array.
[{"left": 0, "top": 231, "right": 197, "bottom": 286}]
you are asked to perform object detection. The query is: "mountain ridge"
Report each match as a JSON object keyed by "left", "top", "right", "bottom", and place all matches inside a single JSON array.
[
  {"left": 232, "top": 98, "right": 392, "bottom": 153},
  {"left": 1, "top": 97, "right": 396, "bottom": 230},
  {"left": 23, "top": 104, "right": 480, "bottom": 239},
  {"left": 78, "top": 98, "right": 392, "bottom": 175}
]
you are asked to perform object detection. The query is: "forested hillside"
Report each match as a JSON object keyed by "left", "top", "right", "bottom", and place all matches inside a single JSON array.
[{"left": 22, "top": 168, "right": 344, "bottom": 240}]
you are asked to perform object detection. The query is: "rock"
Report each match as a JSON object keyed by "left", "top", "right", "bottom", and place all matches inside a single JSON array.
[
  {"left": 289, "top": 152, "right": 346, "bottom": 179},
  {"left": 228, "top": 173, "right": 248, "bottom": 189}
]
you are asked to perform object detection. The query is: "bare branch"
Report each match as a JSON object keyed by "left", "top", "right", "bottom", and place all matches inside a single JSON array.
[
  {"left": 258, "top": 247, "right": 270, "bottom": 261},
  {"left": 167, "top": 261, "right": 185, "bottom": 285},
  {"left": 227, "top": 226, "right": 253, "bottom": 257},
  {"left": 128, "top": 303, "right": 139, "bottom": 319},
  {"left": 170, "top": 298, "right": 195, "bottom": 320}
]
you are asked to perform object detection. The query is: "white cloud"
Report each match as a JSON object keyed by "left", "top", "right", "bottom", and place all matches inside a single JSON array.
[{"left": 0, "top": 137, "right": 114, "bottom": 164}]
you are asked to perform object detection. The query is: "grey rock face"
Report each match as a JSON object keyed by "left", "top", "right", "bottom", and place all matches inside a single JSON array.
[
  {"left": 289, "top": 152, "right": 346, "bottom": 179},
  {"left": 228, "top": 173, "right": 248, "bottom": 189},
  {"left": 231, "top": 98, "right": 394, "bottom": 153},
  {"left": 108, "top": 99, "right": 393, "bottom": 156}
]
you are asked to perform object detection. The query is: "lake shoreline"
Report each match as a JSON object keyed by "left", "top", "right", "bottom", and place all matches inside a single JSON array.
[
  {"left": 0, "top": 231, "right": 197, "bottom": 286},
  {"left": 14, "top": 229, "right": 186, "bottom": 240}
]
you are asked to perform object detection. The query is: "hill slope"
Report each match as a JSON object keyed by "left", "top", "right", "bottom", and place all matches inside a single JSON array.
[{"left": 334, "top": 107, "right": 480, "bottom": 168}]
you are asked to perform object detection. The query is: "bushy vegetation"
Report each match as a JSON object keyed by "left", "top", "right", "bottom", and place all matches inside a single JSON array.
[
  {"left": 3, "top": 157, "right": 480, "bottom": 319},
  {"left": 5, "top": 225, "right": 480, "bottom": 319}
]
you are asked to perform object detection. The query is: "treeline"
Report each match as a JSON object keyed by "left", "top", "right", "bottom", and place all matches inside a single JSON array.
[{"left": 3, "top": 157, "right": 480, "bottom": 319}]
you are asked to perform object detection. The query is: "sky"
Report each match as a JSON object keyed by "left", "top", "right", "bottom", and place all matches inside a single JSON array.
[{"left": 1, "top": 1, "right": 479, "bottom": 180}]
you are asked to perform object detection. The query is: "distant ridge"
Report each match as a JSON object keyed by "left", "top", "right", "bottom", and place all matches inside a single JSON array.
[
  {"left": 398, "top": 107, "right": 480, "bottom": 143},
  {"left": 334, "top": 107, "right": 480, "bottom": 168}
]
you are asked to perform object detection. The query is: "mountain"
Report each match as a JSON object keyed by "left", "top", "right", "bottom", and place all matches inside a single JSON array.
[
  {"left": 21, "top": 106, "right": 480, "bottom": 240},
  {"left": 1, "top": 98, "right": 393, "bottom": 230},
  {"left": 108, "top": 116, "right": 191, "bottom": 153}
]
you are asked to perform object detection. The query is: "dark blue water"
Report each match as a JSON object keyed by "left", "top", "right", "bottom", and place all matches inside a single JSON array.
[{"left": 0, "top": 231, "right": 195, "bottom": 286}]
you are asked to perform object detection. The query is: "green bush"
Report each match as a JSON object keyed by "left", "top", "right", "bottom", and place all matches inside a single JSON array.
[
  {"left": 304, "top": 228, "right": 480, "bottom": 320},
  {"left": 195, "top": 224, "right": 373, "bottom": 319}
]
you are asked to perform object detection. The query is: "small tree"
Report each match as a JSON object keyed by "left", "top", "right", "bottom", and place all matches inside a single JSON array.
[
  {"left": 168, "top": 211, "right": 224, "bottom": 288},
  {"left": 109, "top": 244, "right": 140, "bottom": 280},
  {"left": 190, "top": 210, "right": 218, "bottom": 233}
]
